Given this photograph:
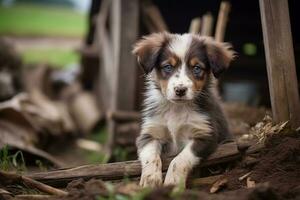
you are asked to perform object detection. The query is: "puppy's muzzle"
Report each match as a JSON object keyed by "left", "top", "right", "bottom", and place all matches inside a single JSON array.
[{"left": 174, "top": 86, "right": 187, "bottom": 97}]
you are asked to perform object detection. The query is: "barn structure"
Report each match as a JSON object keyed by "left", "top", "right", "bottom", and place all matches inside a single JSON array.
[{"left": 78, "top": 0, "right": 300, "bottom": 155}]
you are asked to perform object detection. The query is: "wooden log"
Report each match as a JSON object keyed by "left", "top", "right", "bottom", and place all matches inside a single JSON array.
[
  {"left": 27, "top": 142, "right": 262, "bottom": 187},
  {"left": 259, "top": 0, "right": 300, "bottom": 128},
  {"left": 0, "top": 171, "right": 68, "bottom": 196},
  {"left": 214, "top": 1, "right": 231, "bottom": 42},
  {"left": 189, "top": 17, "right": 201, "bottom": 34},
  {"left": 201, "top": 12, "right": 214, "bottom": 36}
]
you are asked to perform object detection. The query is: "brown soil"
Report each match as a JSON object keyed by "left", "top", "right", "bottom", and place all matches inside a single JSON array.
[
  {"left": 2, "top": 133, "right": 299, "bottom": 200},
  {"left": 49, "top": 179, "right": 279, "bottom": 200},
  {"left": 225, "top": 133, "right": 300, "bottom": 200}
]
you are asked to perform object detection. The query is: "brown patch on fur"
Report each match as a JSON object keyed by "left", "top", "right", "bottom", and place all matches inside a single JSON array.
[
  {"left": 189, "top": 57, "right": 204, "bottom": 68},
  {"left": 132, "top": 32, "right": 171, "bottom": 74},
  {"left": 188, "top": 57, "right": 207, "bottom": 92},
  {"left": 161, "top": 56, "right": 178, "bottom": 67},
  {"left": 158, "top": 79, "right": 168, "bottom": 96},
  {"left": 191, "top": 75, "right": 207, "bottom": 92},
  {"left": 142, "top": 125, "right": 170, "bottom": 141}
]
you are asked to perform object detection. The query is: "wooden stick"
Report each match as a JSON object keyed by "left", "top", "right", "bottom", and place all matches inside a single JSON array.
[
  {"left": 188, "top": 175, "right": 223, "bottom": 188},
  {"left": 189, "top": 17, "right": 201, "bottom": 34},
  {"left": 201, "top": 12, "right": 214, "bottom": 36},
  {"left": 28, "top": 142, "right": 259, "bottom": 187},
  {"left": 214, "top": 1, "right": 231, "bottom": 42},
  {"left": 0, "top": 188, "right": 11, "bottom": 195},
  {"left": 0, "top": 171, "right": 68, "bottom": 196}
]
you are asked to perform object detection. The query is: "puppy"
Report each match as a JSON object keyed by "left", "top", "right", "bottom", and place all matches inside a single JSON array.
[{"left": 133, "top": 32, "right": 235, "bottom": 187}]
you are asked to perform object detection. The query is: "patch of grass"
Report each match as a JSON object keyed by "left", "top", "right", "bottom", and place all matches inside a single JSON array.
[
  {"left": 83, "top": 127, "right": 110, "bottom": 164},
  {"left": 0, "top": 4, "right": 86, "bottom": 37},
  {"left": 113, "top": 147, "right": 129, "bottom": 162},
  {"left": 90, "top": 127, "right": 109, "bottom": 144},
  {"left": 35, "top": 160, "right": 48, "bottom": 172},
  {"left": 0, "top": 145, "right": 27, "bottom": 172},
  {"left": 83, "top": 150, "right": 110, "bottom": 164},
  {"left": 0, "top": 145, "right": 10, "bottom": 171},
  {"left": 21, "top": 48, "right": 79, "bottom": 68}
]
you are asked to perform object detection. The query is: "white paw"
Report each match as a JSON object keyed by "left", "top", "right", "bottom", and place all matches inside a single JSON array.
[
  {"left": 164, "top": 159, "right": 188, "bottom": 187},
  {"left": 140, "top": 170, "right": 163, "bottom": 187},
  {"left": 140, "top": 158, "right": 163, "bottom": 187}
]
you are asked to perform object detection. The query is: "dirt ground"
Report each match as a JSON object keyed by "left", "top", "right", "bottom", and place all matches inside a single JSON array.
[
  {"left": 18, "top": 131, "right": 297, "bottom": 200},
  {"left": 225, "top": 132, "right": 300, "bottom": 200}
]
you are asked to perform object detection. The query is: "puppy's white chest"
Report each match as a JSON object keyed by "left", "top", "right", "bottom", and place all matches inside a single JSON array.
[
  {"left": 163, "top": 105, "right": 193, "bottom": 147},
  {"left": 164, "top": 107, "right": 188, "bottom": 135}
]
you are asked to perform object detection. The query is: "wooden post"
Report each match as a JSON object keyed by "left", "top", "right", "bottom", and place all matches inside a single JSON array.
[
  {"left": 96, "top": 0, "right": 139, "bottom": 155},
  {"left": 201, "top": 12, "right": 214, "bottom": 36},
  {"left": 259, "top": 0, "right": 300, "bottom": 128},
  {"left": 189, "top": 17, "right": 201, "bottom": 34},
  {"left": 107, "top": 0, "right": 139, "bottom": 154},
  {"left": 214, "top": 1, "right": 231, "bottom": 42}
]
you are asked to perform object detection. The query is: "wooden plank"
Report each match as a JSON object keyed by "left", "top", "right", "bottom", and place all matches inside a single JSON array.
[
  {"left": 97, "top": 0, "right": 114, "bottom": 111},
  {"left": 201, "top": 12, "right": 214, "bottom": 36},
  {"left": 104, "top": 0, "right": 139, "bottom": 154},
  {"left": 259, "top": 0, "right": 300, "bottom": 128},
  {"left": 214, "top": 1, "right": 231, "bottom": 42},
  {"left": 189, "top": 17, "right": 201, "bottom": 34},
  {"left": 28, "top": 142, "right": 245, "bottom": 186},
  {"left": 111, "top": 0, "right": 139, "bottom": 111}
]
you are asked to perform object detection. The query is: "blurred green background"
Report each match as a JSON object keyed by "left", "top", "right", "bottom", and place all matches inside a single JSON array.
[{"left": 0, "top": 0, "right": 90, "bottom": 67}]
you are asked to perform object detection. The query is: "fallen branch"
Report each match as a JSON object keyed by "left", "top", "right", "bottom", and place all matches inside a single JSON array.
[
  {"left": 188, "top": 175, "right": 223, "bottom": 188},
  {"left": 28, "top": 142, "right": 264, "bottom": 187},
  {"left": 0, "top": 171, "right": 68, "bottom": 196}
]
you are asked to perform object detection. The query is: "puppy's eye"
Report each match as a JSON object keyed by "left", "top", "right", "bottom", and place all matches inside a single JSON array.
[
  {"left": 193, "top": 65, "right": 202, "bottom": 74},
  {"left": 162, "top": 64, "right": 174, "bottom": 74}
]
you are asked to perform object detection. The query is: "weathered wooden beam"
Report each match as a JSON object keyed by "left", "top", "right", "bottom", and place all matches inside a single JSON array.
[
  {"left": 215, "top": 1, "right": 231, "bottom": 42},
  {"left": 189, "top": 17, "right": 201, "bottom": 34},
  {"left": 201, "top": 12, "right": 214, "bottom": 36},
  {"left": 259, "top": 0, "right": 300, "bottom": 128},
  {"left": 28, "top": 142, "right": 254, "bottom": 187}
]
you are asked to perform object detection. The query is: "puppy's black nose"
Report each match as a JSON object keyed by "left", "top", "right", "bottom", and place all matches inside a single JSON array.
[{"left": 175, "top": 87, "right": 187, "bottom": 97}]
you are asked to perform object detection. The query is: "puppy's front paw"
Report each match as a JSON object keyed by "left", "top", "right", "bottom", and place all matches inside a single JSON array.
[
  {"left": 164, "top": 159, "right": 189, "bottom": 187},
  {"left": 140, "top": 170, "right": 163, "bottom": 187},
  {"left": 140, "top": 158, "right": 163, "bottom": 187}
]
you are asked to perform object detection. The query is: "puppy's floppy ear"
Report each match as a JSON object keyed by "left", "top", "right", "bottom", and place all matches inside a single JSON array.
[
  {"left": 204, "top": 38, "right": 236, "bottom": 78},
  {"left": 132, "top": 32, "right": 170, "bottom": 74}
]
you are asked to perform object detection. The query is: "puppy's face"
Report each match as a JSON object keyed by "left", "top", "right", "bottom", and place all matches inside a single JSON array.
[{"left": 133, "top": 33, "right": 235, "bottom": 103}]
